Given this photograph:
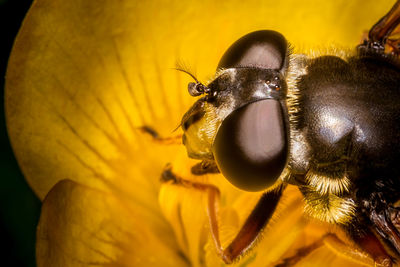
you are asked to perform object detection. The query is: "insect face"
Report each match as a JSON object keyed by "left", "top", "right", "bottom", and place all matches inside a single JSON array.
[{"left": 181, "top": 30, "right": 290, "bottom": 191}]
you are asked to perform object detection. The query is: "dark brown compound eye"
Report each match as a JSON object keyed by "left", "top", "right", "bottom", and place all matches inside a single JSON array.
[
  {"left": 212, "top": 99, "right": 288, "bottom": 191},
  {"left": 217, "top": 30, "right": 288, "bottom": 71}
]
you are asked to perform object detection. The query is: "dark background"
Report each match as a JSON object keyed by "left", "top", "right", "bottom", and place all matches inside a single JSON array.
[{"left": 1, "top": 0, "right": 40, "bottom": 267}]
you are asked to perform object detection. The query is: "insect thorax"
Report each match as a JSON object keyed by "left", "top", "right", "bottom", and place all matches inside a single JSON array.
[{"left": 286, "top": 49, "right": 400, "bottom": 225}]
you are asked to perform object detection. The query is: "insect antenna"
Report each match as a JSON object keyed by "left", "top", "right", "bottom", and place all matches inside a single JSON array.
[
  {"left": 174, "top": 67, "right": 200, "bottom": 83},
  {"left": 173, "top": 65, "right": 212, "bottom": 98}
]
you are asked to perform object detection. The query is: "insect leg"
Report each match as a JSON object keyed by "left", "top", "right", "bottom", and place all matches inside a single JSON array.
[
  {"left": 349, "top": 229, "right": 393, "bottom": 267},
  {"left": 323, "top": 234, "right": 377, "bottom": 267},
  {"left": 273, "top": 235, "right": 325, "bottom": 267},
  {"left": 275, "top": 233, "right": 382, "bottom": 267},
  {"left": 139, "top": 125, "right": 182, "bottom": 145},
  {"left": 218, "top": 186, "right": 284, "bottom": 263},
  {"left": 161, "top": 164, "right": 284, "bottom": 263},
  {"left": 190, "top": 160, "right": 220, "bottom": 175},
  {"left": 367, "top": 0, "right": 400, "bottom": 54}
]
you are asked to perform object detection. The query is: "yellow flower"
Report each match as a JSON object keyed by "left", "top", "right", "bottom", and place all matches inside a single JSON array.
[{"left": 5, "top": 0, "right": 395, "bottom": 266}]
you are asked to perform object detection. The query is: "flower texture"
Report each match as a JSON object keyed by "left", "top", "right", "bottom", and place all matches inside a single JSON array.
[{"left": 5, "top": 0, "right": 395, "bottom": 266}]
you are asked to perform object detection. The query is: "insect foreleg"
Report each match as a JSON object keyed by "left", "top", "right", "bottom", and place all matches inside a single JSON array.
[
  {"left": 274, "top": 235, "right": 325, "bottom": 267},
  {"left": 161, "top": 164, "right": 284, "bottom": 263},
  {"left": 139, "top": 125, "right": 182, "bottom": 145}
]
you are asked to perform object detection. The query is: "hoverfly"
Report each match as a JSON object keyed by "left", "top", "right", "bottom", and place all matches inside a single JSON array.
[{"left": 162, "top": 1, "right": 400, "bottom": 266}]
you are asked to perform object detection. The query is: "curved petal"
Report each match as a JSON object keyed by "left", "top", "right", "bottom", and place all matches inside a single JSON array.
[
  {"left": 37, "top": 179, "right": 187, "bottom": 267},
  {"left": 5, "top": 0, "right": 396, "bottom": 266},
  {"left": 5, "top": 0, "right": 394, "bottom": 199}
]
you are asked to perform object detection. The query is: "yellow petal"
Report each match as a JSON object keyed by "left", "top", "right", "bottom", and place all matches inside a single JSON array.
[
  {"left": 5, "top": 0, "right": 396, "bottom": 266},
  {"left": 37, "top": 179, "right": 187, "bottom": 267},
  {"left": 159, "top": 182, "right": 208, "bottom": 266}
]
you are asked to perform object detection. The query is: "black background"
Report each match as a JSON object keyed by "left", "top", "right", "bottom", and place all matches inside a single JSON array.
[{"left": 1, "top": 0, "right": 40, "bottom": 266}]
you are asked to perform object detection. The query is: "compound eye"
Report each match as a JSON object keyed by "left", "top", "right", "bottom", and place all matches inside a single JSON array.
[
  {"left": 212, "top": 99, "right": 287, "bottom": 191},
  {"left": 217, "top": 30, "right": 288, "bottom": 71}
]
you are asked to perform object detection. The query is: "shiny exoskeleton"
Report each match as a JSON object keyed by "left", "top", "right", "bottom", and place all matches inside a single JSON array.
[
  {"left": 295, "top": 52, "right": 400, "bottom": 255},
  {"left": 178, "top": 1, "right": 400, "bottom": 265}
]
